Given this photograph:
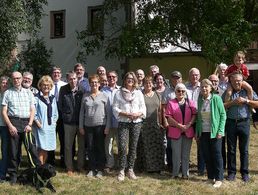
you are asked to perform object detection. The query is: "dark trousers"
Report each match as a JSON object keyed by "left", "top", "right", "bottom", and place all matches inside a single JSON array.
[
  {"left": 226, "top": 119, "right": 250, "bottom": 175},
  {"left": 166, "top": 134, "right": 172, "bottom": 170},
  {"left": 48, "top": 117, "right": 65, "bottom": 166},
  {"left": 8, "top": 124, "right": 40, "bottom": 179},
  {"left": 85, "top": 125, "right": 105, "bottom": 171},
  {"left": 222, "top": 136, "right": 227, "bottom": 169},
  {"left": 200, "top": 132, "right": 224, "bottom": 181},
  {"left": 197, "top": 140, "right": 206, "bottom": 174},
  {"left": 0, "top": 126, "right": 9, "bottom": 179}
]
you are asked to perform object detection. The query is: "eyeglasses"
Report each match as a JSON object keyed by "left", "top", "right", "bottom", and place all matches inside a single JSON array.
[
  {"left": 177, "top": 90, "right": 185, "bottom": 93},
  {"left": 210, "top": 80, "right": 219, "bottom": 83},
  {"left": 127, "top": 77, "right": 134, "bottom": 80},
  {"left": 108, "top": 75, "right": 116, "bottom": 78}
]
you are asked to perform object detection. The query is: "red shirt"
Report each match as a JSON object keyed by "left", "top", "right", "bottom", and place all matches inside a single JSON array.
[{"left": 225, "top": 64, "right": 249, "bottom": 79}]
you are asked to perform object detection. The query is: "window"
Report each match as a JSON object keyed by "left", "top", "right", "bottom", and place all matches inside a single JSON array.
[
  {"left": 50, "top": 10, "right": 66, "bottom": 38},
  {"left": 88, "top": 6, "right": 103, "bottom": 34}
]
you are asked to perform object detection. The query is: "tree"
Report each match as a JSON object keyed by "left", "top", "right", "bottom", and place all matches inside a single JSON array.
[
  {"left": 19, "top": 38, "right": 53, "bottom": 86},
  {"left": 77, "top": 0, "right": 258, "bottom": 65},
  {"left": 0, "top": 0, "right": 47, "bottom": 65}
]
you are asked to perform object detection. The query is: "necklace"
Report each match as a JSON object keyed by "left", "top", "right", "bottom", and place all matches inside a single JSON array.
[{"left": 178, "top": 99, "right": 185, "bottom": 105}]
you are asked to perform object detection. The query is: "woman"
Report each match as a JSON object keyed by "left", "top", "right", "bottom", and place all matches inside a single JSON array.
[
  {"left": 196, "top": 79, "right": 226, "bottom": 188},
  {"left": 141, "top": 76, "right": 164, "bottom": 172},
  {"left": 79, "top": 74, "right": 108, "bottom": 178},
  {"left": 34, "top": 75, "right": 59, "bottom": 165},
  {"left": 113, "top": 71, "right": 146, "bottom": 181},
  {"left": 0, "top": 76, "right": 9, "bottom": 181},
  {"left": 154, "top": 73, "right": 167, "bottom": 97},
  {"left": 165, "top": 83, "right": 196, "bottom": 179}
]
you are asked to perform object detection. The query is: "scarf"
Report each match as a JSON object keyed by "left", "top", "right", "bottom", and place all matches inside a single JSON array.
[
  {"left": 37, "top": 93, "right": 55, "bottom": 125},
  {"left": 121, "top": 87, "right": 136, "bottom": 102}
]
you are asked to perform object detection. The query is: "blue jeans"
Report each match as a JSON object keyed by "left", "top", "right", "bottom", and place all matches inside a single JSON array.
[
  {"left": 226, "top": 119, "right": 250, "bottom": 175},
  {"left": 200, "top": 132, "right": 224, "bottom": 181},
  {"left": 0, "top": 126, "right": 9, "bottom": 179}
]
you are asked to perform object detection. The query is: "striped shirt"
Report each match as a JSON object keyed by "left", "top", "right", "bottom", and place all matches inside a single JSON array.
[{"left": 2, "top": 87, "right": 35, "bottom": 118}]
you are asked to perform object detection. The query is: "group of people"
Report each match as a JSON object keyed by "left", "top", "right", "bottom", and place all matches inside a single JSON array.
[{"left": 0, "top": 51, "right": 258, "bottom": 188}]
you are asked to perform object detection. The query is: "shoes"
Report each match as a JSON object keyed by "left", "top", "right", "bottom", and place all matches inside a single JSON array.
[
  {"left": 67, "top": 170, "right": 74, "bottom": 176},
  {"left": 87, "top": 170, "right": 95, "bottom": 178},
  {"left": 182, "top": 175, "right": 189, "bottom": 180},
  {"left": 104, "top": 167, "right": 112, "bottom": 174},
  {"left": 198, "top": 172, "right": 205, "bottom": 176},
  {"left": 127, "top": 169, "right": 137, "bottom": 180},
  {"left": 117, "top": 170, "right": 125, "bottom": 182},
  {"left": 242, "top": 174, "right": 250, "bottom": 182},
  {"left": 96, "top": 171, "right": 103, "bottom": 178},
  {"left": 172, "top": 176, "right": 180, "bottom": 179},
  {"left": 227, "top": 174, "right": 236, "bottom": 181},
  {"left": 213, "top": 181, "right": 222, "bottom": 188},
  {"left": 9, "top": 176, "right": 17, "bottom": 185}
]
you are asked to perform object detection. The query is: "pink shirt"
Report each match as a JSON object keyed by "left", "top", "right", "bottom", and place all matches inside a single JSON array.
[{"left": 165, "top": 98, "right": 197, "bottom": 139}]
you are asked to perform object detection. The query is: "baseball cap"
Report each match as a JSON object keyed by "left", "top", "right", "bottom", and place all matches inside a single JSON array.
[{"left": 171, "top": 71, "right": 182, "bottom": 78}]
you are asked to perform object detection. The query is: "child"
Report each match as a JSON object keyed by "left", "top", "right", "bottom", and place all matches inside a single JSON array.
[{"left": 224, "top": 51, "right": 255, "bottom": 112}]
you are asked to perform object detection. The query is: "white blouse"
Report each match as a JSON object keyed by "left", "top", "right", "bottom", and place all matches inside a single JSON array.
[{"left": 112, "top": 88, "right": 146, "bottom": 123}]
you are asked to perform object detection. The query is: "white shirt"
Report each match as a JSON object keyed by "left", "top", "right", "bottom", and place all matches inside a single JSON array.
[{"left": 112, "top": 89, "right": 146, "bottom": 123}]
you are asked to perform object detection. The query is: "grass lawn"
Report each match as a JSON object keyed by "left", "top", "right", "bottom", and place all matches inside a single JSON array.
[{"left": 2, "top": 127, "right": 258, "bottom": 194}]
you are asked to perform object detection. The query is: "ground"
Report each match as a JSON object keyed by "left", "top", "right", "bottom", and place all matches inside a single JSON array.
[{"left": 1, "top": 127, "right": 258, "bottom": 194}]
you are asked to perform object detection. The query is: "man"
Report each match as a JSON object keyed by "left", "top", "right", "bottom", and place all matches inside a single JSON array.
[
  {"left": 185, "top": 67, "right": 205, "bottom": 175},
  {"left": 97, "top": 66, "right": 106, "bottom": 76},
  {"left": 2, "top": 71, "right": 40, "bottom": 184},
  {"left": 162, "top": 70, "right": 183, "bottom": 170},
  {"left": 49, "top": 66, "right": 67, "bottom": 167},
  {"left": 22, "top": 71, "right": 38, "bottom": 95},
  {"left": 58, "top": 71, "right": 84, "bottom": 176},
  {"left": 208, "top": 74, "right": 224, "bottom": 96},
  {"left": 136, "top": 69, "right": 145, "bottom": 90},
  {"left": 149, "top": 65, "right": 170, "bottom": 88},
  {"left": 223, "top": 73, "right": 258, "bottom": 182},
  {"left": 101, "top": 71, "right": 120, "bottom": 172},
  {"left": 74, "top": 63, "right": 91, "bottom": 93}
]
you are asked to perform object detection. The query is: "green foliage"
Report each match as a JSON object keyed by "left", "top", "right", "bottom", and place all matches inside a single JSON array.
[
  {"left": 77, "top": 0, "right": 258, "bottom": 65},
  {"left": 0, "top": 0, "right": 47, "bottom": 64},
  {"left": 19, "top": 38, "right": 53, "bottom": 85}
]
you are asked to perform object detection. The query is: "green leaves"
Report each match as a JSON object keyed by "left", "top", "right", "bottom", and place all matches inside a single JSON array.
[
  {"left": 77, "top": 0, "right": 257, "bottom": 64},
  {"left": 0, "top": 0, "right": 47, "bottom": 65}
]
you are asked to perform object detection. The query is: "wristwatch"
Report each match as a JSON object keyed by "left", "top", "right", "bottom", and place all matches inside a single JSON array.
[{"left": 246, "top": 99, "right": 250, "bottom": 104}]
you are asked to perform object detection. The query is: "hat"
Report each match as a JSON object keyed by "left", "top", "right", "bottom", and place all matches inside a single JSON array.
[{"left": 171, "top": 71, "right": 182, "bottom": 78}]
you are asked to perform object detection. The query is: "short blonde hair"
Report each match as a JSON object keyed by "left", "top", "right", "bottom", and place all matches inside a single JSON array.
[
  {"left": 89, "top": 74, "right": 100, "bottom": 83},
  {"left": 38, "top": 75, "right": 54, "bottom": 90}
]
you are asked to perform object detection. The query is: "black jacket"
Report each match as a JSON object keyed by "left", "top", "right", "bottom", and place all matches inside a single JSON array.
[{"left": 58, "top": 84, "right": 83, "bottom": 125}]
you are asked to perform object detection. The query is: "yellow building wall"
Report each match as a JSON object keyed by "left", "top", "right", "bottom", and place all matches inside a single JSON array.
[{"left": 128, "top": 53, "right": 215, "bottom": 82}]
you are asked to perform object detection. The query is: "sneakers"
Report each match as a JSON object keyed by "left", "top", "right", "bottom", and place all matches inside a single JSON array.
[
  {"left": 96, "top": 171, "right": 103, "bottom": 178},
  {"left": 242, "top": 174, "right": 250, "bottom": 182},
  {"left": 127, "top": 169, "right": 137, "bottom": 180},
  {"left": 213, "top": 181, "right": 222, "bottom": 188},
  {"left": 117, "top": 170, "right": 125, "bottom": 182},
  {"left": 227, "top": 174, "right": 236, "bottom": 181},
  {"left": 87, "top": 170, "right": 95, "bottom": 178}
]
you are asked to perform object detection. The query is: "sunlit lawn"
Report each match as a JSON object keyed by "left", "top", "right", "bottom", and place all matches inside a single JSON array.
[{"left": 2, "top": 127, "right": 258, "bottom": 194}]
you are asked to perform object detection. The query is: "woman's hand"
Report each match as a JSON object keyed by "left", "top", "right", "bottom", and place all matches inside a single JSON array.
[
  {"left": 217, "top": 134, "right": 222, "bottom": 139},
  {"left": 79, "top": 128, "right": 85, "bottom": 135}
]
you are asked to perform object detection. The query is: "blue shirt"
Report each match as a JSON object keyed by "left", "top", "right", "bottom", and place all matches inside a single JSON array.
[
  {"left": 78, "top": 77, "right": 91, "bottom": 93},
  {"left": 101, "top": 85, "right": 120, "bottom": 128},
  {"left": 222, "top": 89, "right": 258, "bottom": 119}
]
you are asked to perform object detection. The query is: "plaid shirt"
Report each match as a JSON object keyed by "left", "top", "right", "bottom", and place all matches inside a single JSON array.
[{"left": 2, "top": 87, "right": 35, "bottom": 118}]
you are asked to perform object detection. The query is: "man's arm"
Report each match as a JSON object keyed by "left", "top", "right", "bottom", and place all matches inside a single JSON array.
[{"left": 2, "top": 105, "right": 18, "bottom": 136}]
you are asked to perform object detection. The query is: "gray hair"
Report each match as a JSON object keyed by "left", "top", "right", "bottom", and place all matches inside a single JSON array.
[
  {"left": 175, "top": 83, "right": 187, "bottom": 92},
  {"left": 23, "top": 71, "right": 33, "bottom": 80}
]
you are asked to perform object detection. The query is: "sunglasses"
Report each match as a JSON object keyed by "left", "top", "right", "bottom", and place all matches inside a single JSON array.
[{"left": 177, "top": 90, "right": 185, "bottom": 93}]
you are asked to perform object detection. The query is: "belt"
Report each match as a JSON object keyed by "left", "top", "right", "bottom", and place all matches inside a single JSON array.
[
  {"left": 228, "top": 118, "right": 249, "bottom": 123},
  {"left": 9, "top": 116, "right": 29, "bottom": 121}
]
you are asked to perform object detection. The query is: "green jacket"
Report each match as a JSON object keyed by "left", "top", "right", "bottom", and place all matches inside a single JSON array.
[{"left": 196, "top": 94, "right": 226, "bottom": 138}]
